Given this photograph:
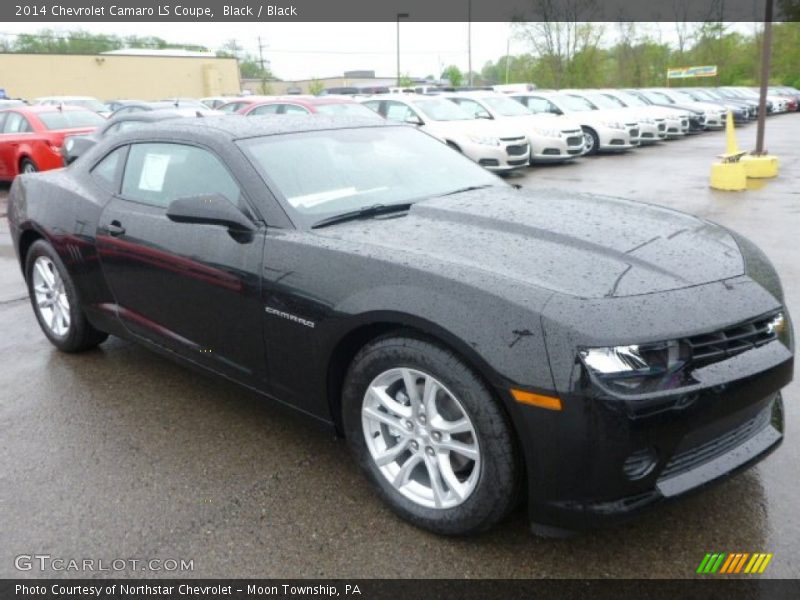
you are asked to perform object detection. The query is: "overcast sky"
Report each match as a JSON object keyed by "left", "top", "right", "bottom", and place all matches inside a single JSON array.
[{"left": 0, "top": 22, "right": 760, "bottom": 81}]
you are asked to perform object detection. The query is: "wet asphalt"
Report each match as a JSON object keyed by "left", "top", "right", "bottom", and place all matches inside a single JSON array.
[{"left": 0, "top": 115, "right": 798, "bottom": 579}]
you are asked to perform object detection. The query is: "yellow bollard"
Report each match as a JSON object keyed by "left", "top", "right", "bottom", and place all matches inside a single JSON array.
[
  {"left": 710, "top": 111, "right": 747, "bottom": 191},
  {"left": 741, "top": 154, "right": 779, "bottom": 179}
]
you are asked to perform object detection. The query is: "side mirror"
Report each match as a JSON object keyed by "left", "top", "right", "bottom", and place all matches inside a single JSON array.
[
  {"left": 405, "top": 115, "right": 423, "bottom": 126},
  {"left": 166, "top": 194, "right": 255, "bottom": 231},
  {"left": 63, "top": 135, "right": 96, "bottom": 165}
]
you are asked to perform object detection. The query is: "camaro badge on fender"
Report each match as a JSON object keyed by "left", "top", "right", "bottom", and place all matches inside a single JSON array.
[{"left": 264, "top": 306, "right": 315, "bottom": 328}]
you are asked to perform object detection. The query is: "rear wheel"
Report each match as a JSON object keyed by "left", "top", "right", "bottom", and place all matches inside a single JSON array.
[
  {"left": 20, "top": 158, "right": 38, "bottom": 175},
  {"left": 342, "top": 335, "right": 520, "bottom": 535},
  {"left": 25, "top": 240, "right": 108, "bottom": 352}
]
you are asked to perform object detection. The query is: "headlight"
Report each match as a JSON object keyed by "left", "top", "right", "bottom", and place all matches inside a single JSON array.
[
  {"left": 579, "top": 340, "right": 689, "bottom": 392},
  {"left": 767, "top": 312, "right": 786, "bottom": 336},
  {"left": 65, "top": 138, "right": 74, "bottom": 151},
  {"left": 601, "top": 121, "right": 624, "bottom": 130},
  {"left": 467, "top": 135, "right": 501, "bottom": 146},
  {"left": 641, "top": 117, "right": 655, "bottom": 124},
  {"left": 532, "top": 128, "right": 560, "bottom": 138}
]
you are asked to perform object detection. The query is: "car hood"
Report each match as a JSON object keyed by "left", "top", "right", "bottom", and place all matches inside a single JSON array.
[{"left": 313, "top": 188, "right": 744, "bottom": 299}]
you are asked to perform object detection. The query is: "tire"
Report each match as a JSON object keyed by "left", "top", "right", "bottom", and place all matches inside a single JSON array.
[
  {"left": 582, "top": 127, "right": 599, "bottom": 155},
  {"left": 20, "top": 158, "right": 38, "bottom": 175},
  {"left": 342, "top": 334, "right": 520, "bottom": 535},
  {"left": 25, "top": 239, "right": 108, "bottom": 352}
]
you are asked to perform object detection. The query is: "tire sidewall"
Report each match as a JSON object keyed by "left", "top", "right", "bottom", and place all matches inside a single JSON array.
[
  {"left": 25, "top": 240, "right": 84, "bottom": 351},
  {"left": 20, "top": 158, "right": 38, "bottom": 174},
  {"left": 342, "top": 336, "right": 518, "bottom": 535},
  {"left": 582, "top": 127, "right": 599, "bottom": 155}
]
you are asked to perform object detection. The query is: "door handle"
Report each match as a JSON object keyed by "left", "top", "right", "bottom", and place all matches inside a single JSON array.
[{"left": 104, "top": 221, "right": 126, "bottom": 237}]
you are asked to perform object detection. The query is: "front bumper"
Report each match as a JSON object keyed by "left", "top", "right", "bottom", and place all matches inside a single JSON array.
[
  {"left": 466, "top": 138, "right": 531, "bottom": 172},
  {"left": 637, "top": 122, "right": 662, "bottom": 144},
  {"left": 597, "top": 127, "right": 634, "bottom": 152},
  {"left": 521, "top": 339, "right": 792, "bottom": 533},
  {"left": 529, "top": 130, "right": 585, "bottom": 162}
]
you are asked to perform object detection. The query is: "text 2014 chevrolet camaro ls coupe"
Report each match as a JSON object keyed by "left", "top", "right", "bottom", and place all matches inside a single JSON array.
[{"left": 7, "top": 116, "right": 794, "bottom": 535}]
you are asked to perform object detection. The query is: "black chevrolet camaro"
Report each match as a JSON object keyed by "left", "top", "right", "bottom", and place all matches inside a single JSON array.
[{"left": 7, "top": 115, "right": 794, "bottom": 535}]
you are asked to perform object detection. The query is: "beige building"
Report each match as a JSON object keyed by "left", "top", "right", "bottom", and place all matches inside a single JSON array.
[{"left": 0, "top": 52, "right": 240, "bottom": 100}]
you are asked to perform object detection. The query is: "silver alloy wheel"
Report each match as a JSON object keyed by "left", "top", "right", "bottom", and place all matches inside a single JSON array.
[
  {"left": 361, "top": 367, "right": 480, "bottom": 509},
  {"left": 22, "top": 161, "right": 37, "bottom": 174},
  {"left": 583, "top": 131, "right": 595, "bottom": 153},
  {"left": 32, "top": 256, "right": 71, "bottom": 336}
]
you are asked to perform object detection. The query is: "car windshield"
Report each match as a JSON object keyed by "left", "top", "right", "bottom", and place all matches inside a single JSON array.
[
  {"left": 581, "top": 93, "right": 620, "bottom": 109},
  {"left": 480, "top": 96, "right": 531, "bottom": 116},
  {"left": 239, "top": 126, "right": 500, "bottom": 221},
  {"left": 669, "top": 91, "right": 695, "bottom": 103},
  {"left": 38, "top": 110, "right": 106, "bottom": 129},
  {"left": 554, "top": 94, "right": 595, "bottom": 111},
  {"left": 610, "top": 92, "right": 646, "bottom": 107},
  {"left": 314, "top": 103, "right": 383, "bottom": 119},
  {"left": 413, "top": 99, "right": 472, "bottom": 121},
  {"left": 641, "top": 90, "right": 673, "bottom": 104}
]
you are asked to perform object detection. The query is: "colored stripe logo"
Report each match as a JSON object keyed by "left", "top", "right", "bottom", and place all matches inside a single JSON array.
[{"left": 697, "top": 553, "right": 773, "bottom": 574}]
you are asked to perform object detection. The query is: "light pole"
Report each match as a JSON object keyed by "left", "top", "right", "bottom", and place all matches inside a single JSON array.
[
  {"left": 396, "top": 13, "right": 410, "bottom": 86},
  {"left": 755, "top": 0, "right": 773, "bottom": 154},
  {"left": 467, "top": 0, "right": 472, "bottom": 86}
]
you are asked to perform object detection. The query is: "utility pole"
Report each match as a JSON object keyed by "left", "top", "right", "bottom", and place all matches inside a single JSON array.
[
  {"left": 396, "top": 13, "right": 410, "bottom": 86},
  {"left": 257, "top": 35, "right": 269, "bottom": 94},
  {"left": 505, "top": 37, "right": 511, "bottom": 84},
  {"left": 755, "top": 0, "right": 773, "bottom": 154},
  {"left": 467, "top": 0, "right": 472, "bottom": 87}
]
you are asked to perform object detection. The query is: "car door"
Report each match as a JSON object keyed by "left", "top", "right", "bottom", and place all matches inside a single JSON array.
[{"left": 95, "top": 141, "right": 268, "bottom": 385}]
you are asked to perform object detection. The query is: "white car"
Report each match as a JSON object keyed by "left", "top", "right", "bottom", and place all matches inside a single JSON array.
[
  {"left": 32, "top": 95, "right": 111, "bottom": 117},
  {"left": 598, "top": 89, "right": 690, "bottom": 138},
  {"left": 511, "top": 91, "right": 635, "bottom": 155},
  {"left": 565, "top": 90, "right": 669, "bottom": 145},
  {"left": 727, "top": 87, "right": 790, "bottom": 114},
  {"left": 646, "top": 89, "right": 726, "bottom": 129},
  {"left": 360, "top": 95, "right": 530, "bottom": 172},
  {"left": 442, "top": 91, "right": 585, "bottom": 163}
]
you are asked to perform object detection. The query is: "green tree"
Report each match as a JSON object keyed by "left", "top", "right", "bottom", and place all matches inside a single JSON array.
[
  {"left": 441, "top": 65, "right": 463, "bottom": 87},
  {"left": 308, "top": 79, "right": 325, "bottom": 95}
]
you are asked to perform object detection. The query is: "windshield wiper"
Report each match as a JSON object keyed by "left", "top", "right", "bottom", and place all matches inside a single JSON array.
[
  {"left": 436, "top": 184, "right": 494, "bottom": 197},
  {"left": 311, "top": 203, "right": 413, "bottom": 229}
]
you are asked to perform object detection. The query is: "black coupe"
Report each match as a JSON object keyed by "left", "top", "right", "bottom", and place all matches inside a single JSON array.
[{"left": 7, "top": 115, "right": 794, "bottom": 535}]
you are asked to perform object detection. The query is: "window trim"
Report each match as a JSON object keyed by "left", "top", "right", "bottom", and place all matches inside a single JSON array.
[{"left": 89, "top": 144, "right": 130, "bottom": 194}]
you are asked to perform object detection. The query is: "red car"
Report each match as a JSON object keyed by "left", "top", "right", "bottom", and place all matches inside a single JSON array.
[
  {"left": 0, "top": 105, "right": 105, "bottom": 180},
  {"left": 220, "top": 96, "right": 383, "bottom": 119}
]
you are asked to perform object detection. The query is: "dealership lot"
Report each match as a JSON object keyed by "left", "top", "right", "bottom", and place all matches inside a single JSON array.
[{"left": 0, "top": 116, "right": 798, "bottom": 578}]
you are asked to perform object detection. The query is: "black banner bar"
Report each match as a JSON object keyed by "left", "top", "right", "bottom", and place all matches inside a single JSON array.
[
  {"left": 3, "top": 579, "right": 800, "bottom": 600},
  {"left": 2, "top": 0, "right": 799, "bottom": 23}
]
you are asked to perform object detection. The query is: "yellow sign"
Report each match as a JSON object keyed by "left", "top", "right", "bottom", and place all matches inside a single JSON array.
[{"left": 667, "top": 65, "right": 718, "bottom": 79}]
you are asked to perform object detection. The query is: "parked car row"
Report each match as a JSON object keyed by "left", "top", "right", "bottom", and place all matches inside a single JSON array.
[{"left": 1, "top": 84, "right": 796, "bottom": 182}]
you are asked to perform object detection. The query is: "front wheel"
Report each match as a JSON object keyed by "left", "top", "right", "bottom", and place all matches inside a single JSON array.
[
  {"left": 342, "top": 335, "right": 520, "bottom": 535},
  {"left": 582, "top": 127, "right": 599, "bottom": 155},
  {"left": 25, "top": 239, "right": 108, "bottom": 352}
]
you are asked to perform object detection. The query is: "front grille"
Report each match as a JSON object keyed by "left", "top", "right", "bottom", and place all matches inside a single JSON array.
[
  {"left": 641, "top": 132, "right": 654, "bottom": 138},
  {"left": 685, "top": 313, "right": 778, "bottom": 367},
  {"left": 660, "top": 408, "right": 772, "bottom": 479},
  {"left": 610, "top": 139, "right": 625, "bottom": 145},
  {"left": 506, "top": 144, "right": 528, "bottom": 156},
  {"left": 566, "top": 136, "right": 583, "bottom": 146},
  {"left": 508, "top": 158, "right": 528, "bottom": 166},
  {"left": 500, "top": 137, "right": 526, "bottom": 143},
  {"left": 542, "top": 148, "right": 560, "bottom": 155},
  {"left": 680, "top": 120, "right": 688, "bottom": 127},
  {"left": 658, "top": 123, "right": 666, "bottom": 131},
  {"left": 629, "top": 128, "right": 640, "bottom": 138}
]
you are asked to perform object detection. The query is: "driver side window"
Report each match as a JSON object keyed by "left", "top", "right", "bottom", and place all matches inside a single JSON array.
[
  {"left": 452, "top": 99, "right": 489, "bottom": 118},
  {"left": 121, "top": 143, "right": 244, "bottom": 211},
  {"left": 384, "top": 101, "right": 415, "bottom": 123}
]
